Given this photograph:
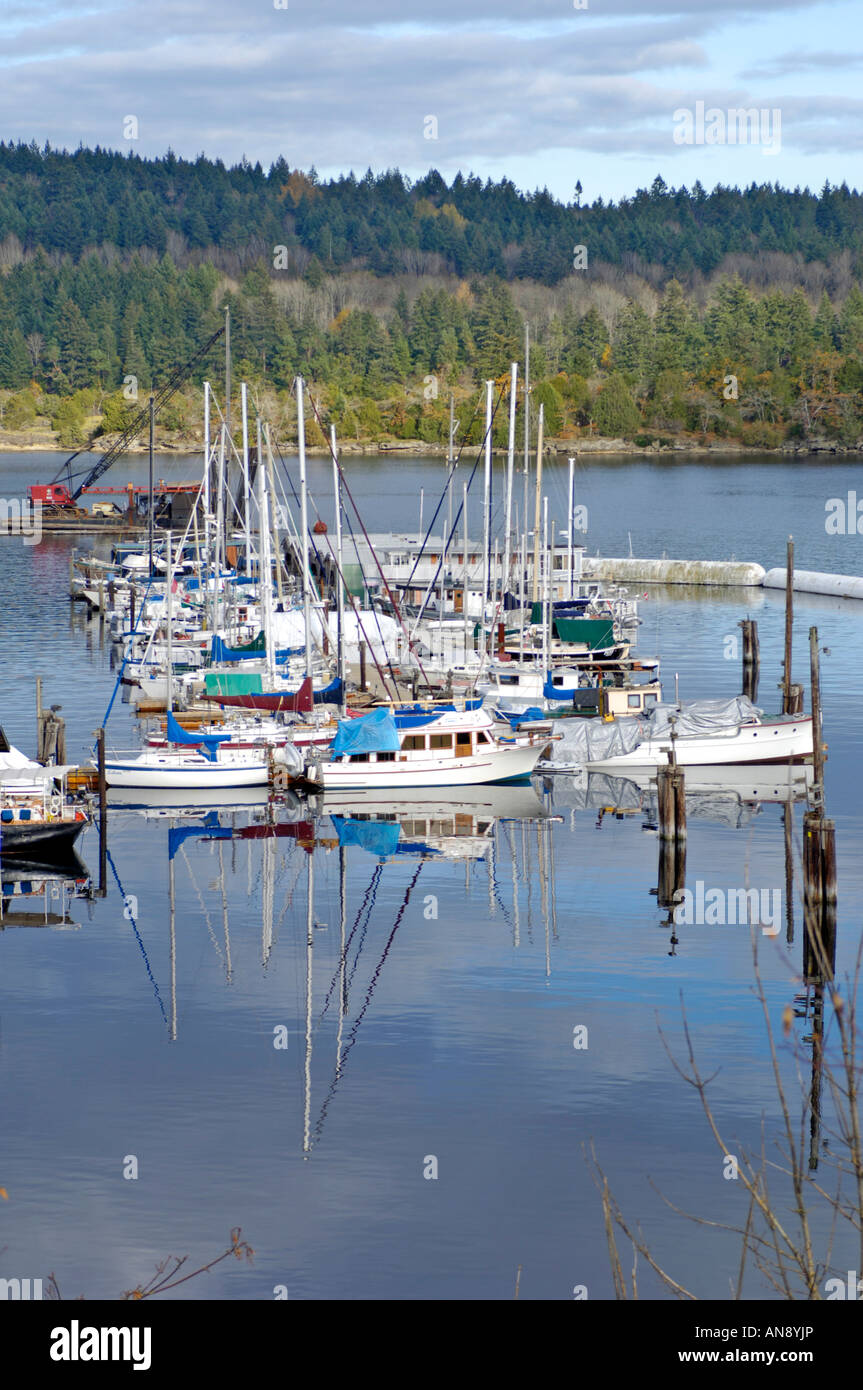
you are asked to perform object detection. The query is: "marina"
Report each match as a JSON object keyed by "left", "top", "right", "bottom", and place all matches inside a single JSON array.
[{"left": 1, "top": 435, "right": 860, "bottom": 1303}]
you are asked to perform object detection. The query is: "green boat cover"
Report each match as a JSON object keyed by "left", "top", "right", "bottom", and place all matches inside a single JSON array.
[{"left": 203, "top": 671, "right": 264, "bottom": 696}]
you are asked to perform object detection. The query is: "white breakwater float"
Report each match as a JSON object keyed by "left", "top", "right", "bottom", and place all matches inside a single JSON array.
[
  {"left": 583, "top": 558, "right": 766, "bottom": 587},
  {"left": 763, "top": 568, "right": 863, "bottom": 601}
]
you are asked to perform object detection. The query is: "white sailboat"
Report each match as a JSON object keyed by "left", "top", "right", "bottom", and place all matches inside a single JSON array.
[
  {"left": 585, "top": 697, "right": 814, "bottom": 771},
  {"left": 102, "top": 533, "right": 273, "bottom": 789}
]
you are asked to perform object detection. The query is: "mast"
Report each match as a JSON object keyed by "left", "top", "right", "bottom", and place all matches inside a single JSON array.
[
  {"left": 522, "top": 324, "right": 530, "bottom": 605},
  {"left": 296, "top": 376, "right": 313, "bottom": 678},
  {"left": 463, "top": 480, "right": 471, "bottom": 673},
  {"left": 264, "top": 424, "right": 285, "bottom": 610},
  {"left": 303, "top": 848, "right": 314, "bottom": 1157},
  {"left": 215, "top": 426, "right": 226, "bottom": 638},
  {"left": 241, "top": 383, "right": 251, "bottom": 576},
  {"left": 567, "top": 455, "right": 575, "bottom": 599},
  {"left": 503, "top": 362, "right": 518, "bottom": 606},
  {"left": 203, "top": 381, "right": 210, "bottom": 520},
  {"left": 542, "top": 497, "right": 549, "bottom": 680},
  {"left": 169, "top": 838, "right": 177, "bottom": 1041},
  {"left": 224, "top": 306, "right": 231, "bottom": 444},
  {"left": 256, "top": 424, "right": 276, "bottom": 689},
  {"left": 532, "top": 403, "right": 545, "bottom": 602},
  {"left": 482, "top": 379, "right": 493, "bottom": 642},
  {"left": 331, "top": 424, "right": 346, "bottom": 714},
  {"left": 165, "top": 529, "right": 173, "bottom": 715},
  {"left": 148, "top": 394, "right": 155, "bottom": 578}
]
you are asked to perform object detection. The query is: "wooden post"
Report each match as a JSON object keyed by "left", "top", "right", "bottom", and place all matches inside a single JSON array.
[
  {"left": 657, "top": 760, "right": 686, "bottom": 910},
  {"left": 740, "top": 618, "right": 759, "bottom": 702},
  {"left": 359, "top": 640, "right": 367, "bottom": 693},
  {"left": 36, "top": 676, "right": 42, "bottom": 751},
  {"left": 55, "top": 715, "right": 65, "bottom": 766},
  {"left": 497, "top": 621, "right": 506, "bottom": 659},
  {"left": 129, "top": 587, "right": 136, "bottom": 633},
  {"left": 809, "top": 626, "right": 825, "bottom": 806},
  {"left": 803, "top": 812, "right": 837, "bottom": 982},
  {"left": 671, "top": 767, "right": 686, "bottom": 848},
  {"left": 96, "top": 727, "right": 107, "bottom": 896},
  {"left": 786, "top": 682, "right": 803, "bottom": 714},
  {"left": 783, "top": 536, "right": 794, "bottom": 714},
  {"left": 783, "top": 801, "right": 795, "bottom": 946}
]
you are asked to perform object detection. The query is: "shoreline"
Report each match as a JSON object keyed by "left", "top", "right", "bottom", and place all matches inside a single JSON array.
[{"left": 2, "top": 430, "right": 862, "bottom": 460}]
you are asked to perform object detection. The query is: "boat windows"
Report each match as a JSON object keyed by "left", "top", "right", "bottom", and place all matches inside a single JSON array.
[
  {"left": 628, "top": 694, "right": 642, "bottom": 709},
  {"left": 477, "top": 730, "right": 493, "bottom": 744},
  {"left": 455, "top": 731, "right": 472, "bottom": 752},
  {"left": 349, "top": 754, "right": 370, "bottom": 762},
  {"left": 376, "top": 752, "right": 396, "bottom": 762},
  {"left": 402, "top": 734, "right": 426, "bottom": 751},
  {"left": 429, "top": 734, "right": 453, "bottom": 750}
]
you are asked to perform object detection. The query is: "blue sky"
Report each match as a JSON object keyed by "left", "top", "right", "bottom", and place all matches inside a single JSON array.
[{"left": 0, "top": 0, "right": 860, "bottom": 202}]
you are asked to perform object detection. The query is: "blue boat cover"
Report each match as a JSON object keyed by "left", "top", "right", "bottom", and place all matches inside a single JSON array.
[
  {"left": 331, "top": 816, "right": 401, "bottom": 858},
  {"left": 166, "top": 710, "right": 231, "bottom": 752},
  {"left": 503, "top": 706, "right": 548, "bottom": 727},
  {"left": 169, "top": 815, "right": 232, "bottom": 860},
  {"left": 543, "top": 678, "right": 577, "bottom": 700},
  {"left": 331, "top": 706, "right": 400, "bottom": 757},
  {"left": 210, "top": 634, "right": 265, "bottom": 663}
]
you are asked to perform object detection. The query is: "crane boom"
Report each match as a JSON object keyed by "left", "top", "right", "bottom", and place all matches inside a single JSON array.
[{"left": 48, "top": 325, "right": 225, "bottom": 500}]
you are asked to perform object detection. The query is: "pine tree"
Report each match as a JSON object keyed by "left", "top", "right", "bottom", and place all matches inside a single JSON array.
[
  {"left": 594, "top": 373, "right": 641, "bottom": 437},
  {"left": 0, "top": 324, "right": 31, "bottom": 389}
]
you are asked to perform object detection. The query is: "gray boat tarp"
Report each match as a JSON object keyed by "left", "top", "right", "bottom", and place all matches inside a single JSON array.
[
  {"left": 647, "top": 696, "right": 762, "bottom": 740},
  {"left": 543, "top": 716, "right": 646, "bottom": 767},
  {"left": 546, "top": 772, "right": 644, "bottom": 811}
]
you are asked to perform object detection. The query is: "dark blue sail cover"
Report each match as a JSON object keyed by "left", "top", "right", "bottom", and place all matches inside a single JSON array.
[{"left": 166, "top": 711, "right": 231, "bottom": 753}]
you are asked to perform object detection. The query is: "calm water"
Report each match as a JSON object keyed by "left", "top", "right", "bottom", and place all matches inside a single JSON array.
[{"left": 1, "top": 450, "right": 861, "bottom": 1300}]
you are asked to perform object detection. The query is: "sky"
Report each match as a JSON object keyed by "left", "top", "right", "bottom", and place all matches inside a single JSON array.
[{"left": 0, "top": 0, "right": 860, "bottom": 203}]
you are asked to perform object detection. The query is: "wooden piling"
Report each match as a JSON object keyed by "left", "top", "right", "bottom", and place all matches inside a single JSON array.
[
  {"left": 783, "top": 536, "right": 794, "bottom": 714},
  {"left": 809, "top": 626, "right": 825, "bottom": 805},
  {"left": 657, "top": 759, "right": 687, "bottom": 910},
  {"left": 359, "top": 641, "right": 367, "bottom": 692},
  {"left": 803, "top": 812, "right": 837, "bottom": 981},
  {"left": 55, "top": 714, "right": 65, "bottom": 766},
  {"left": 740, "top": 618, "right": 759, "bottom": 702},
  {"left": 129, "top": 588, "right": 136, "bottom": 632},
  {"left": 36, "top": 676, "right": 42, "bottom": 751},
  {"left": 783, "top": 801, "right": 795, "bottom": 945},
  {"left": 96, "top": 727, "right": 107, "bottom": 896}
]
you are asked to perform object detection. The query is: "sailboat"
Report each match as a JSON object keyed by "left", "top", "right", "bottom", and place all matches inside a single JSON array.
[{"left": 102, "top": 534, "right": 274, "bottom": 789}]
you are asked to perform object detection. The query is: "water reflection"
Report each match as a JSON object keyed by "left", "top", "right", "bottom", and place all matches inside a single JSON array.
[{"left": 0, "top": 851, "right": 92, "bottom": 930}]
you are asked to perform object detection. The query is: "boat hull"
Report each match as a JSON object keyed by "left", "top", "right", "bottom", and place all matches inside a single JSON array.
[
  {"left": 104, "top": 758, "right": 270, "bottom": 789},
  {"left": 313, "top": 742, "right": 543, "bottom": 789},
  {"left": 0, "top": 818, "right": 86, "bottom": 858},
  {"left": 587, "top": 717, "right": 813, "bottom": 771}
]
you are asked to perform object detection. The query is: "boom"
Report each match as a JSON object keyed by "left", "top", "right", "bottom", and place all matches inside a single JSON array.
[{"left": 50, "top": 326, "right": 226, "bottom": 500}]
